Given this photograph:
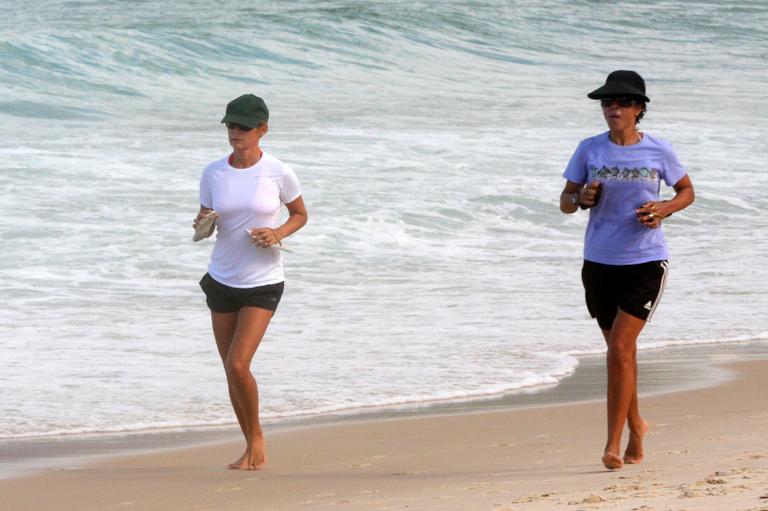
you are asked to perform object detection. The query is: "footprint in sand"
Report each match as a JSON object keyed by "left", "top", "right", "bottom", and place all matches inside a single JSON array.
[
  {"left": 567, "top": 494, "right": 605, "bottom": 505},
  {"left": 213, "top": 486, "right": 242, "bottom": 493},
  {"left": 310, "top": 491, "right": 337, "bottom": 498},
  {"left": 513, "top": 493, "right": 555, "bottom": 503}
]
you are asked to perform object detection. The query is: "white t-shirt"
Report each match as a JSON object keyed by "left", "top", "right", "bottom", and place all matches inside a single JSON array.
[{"left": 199, "top": 151, "right": 302, "bottom": 288}]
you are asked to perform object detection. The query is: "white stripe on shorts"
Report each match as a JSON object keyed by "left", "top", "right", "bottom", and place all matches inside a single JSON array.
[{"left": 646, "top": 260, "right": 669, "bottom": 323}]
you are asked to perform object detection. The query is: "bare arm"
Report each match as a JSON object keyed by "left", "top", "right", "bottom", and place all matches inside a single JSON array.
[
  {"left": 249, "top": 196, "right": 308, "bottom": 247},
  {"left": 560, "top": 180, "right": 602, "bottom": 214},
  {"left": 636, "top": 174, "right": 695, "bottom": 229},
  {"left": 195, "top": 205, "right": 213, "bottom": 221},
  {"left": 192, "top": 205, "right": 216, "bottom": 238},
  {"left": 560, "top": 180, "right": 582, "bottom": 214}
]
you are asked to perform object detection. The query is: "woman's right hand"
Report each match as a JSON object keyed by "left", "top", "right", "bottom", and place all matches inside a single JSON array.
[
  {"left": 578, "top": 181, "right": 602, "bottom": 208},
  {"left": 193, "top": 207, "right": 214, "bottom": 229}
]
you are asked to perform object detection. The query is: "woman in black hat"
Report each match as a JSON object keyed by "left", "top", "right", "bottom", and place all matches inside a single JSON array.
[
  {"left": 194, "top": 94, "right": 308, "bottom": 470},
  {"left": 559, "top": 71, "right": 694, "bottom": 470}
]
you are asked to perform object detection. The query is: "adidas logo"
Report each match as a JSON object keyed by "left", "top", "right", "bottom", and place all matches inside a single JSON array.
[{"left": 643, "top": 301, "right": 653, "bottom": 311}]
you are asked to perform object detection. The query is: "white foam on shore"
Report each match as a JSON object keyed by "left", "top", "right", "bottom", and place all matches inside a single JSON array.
[{"left": 1, "top": 0, "right": 767, "bottom": 440}]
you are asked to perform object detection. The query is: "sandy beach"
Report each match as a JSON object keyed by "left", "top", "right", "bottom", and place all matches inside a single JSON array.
[{"left": 3, "top": 356, "right": 767, "bottom": 511}]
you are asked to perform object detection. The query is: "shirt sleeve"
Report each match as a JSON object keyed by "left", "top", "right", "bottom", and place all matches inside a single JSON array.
[
  {"left": 562, "top": 140, "right": 588, "bottom": 184},
  {"left": 661, "top": 141, "right": 687, "bottom": 186},
  {"left": 279, "top": 164, "right": 302, "bottom": 204},
  {"left": 199, "top": 168, "right": 212, "bottom": 208}
]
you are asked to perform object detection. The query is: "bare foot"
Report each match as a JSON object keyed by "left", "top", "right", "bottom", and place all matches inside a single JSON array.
[
  {"left": 623, "top": 419, "right": 648, "bottom": 464},
  {"left": 227, "top": 450, "right": 250, "bottom": 470},
  {"left": 228, "top": 436, "right": 267, "bottom": 471},
  {"left": 248, "top": 435, "right": 267, "bottom": 470},
  {"left": 602, "top": 451, "right": 624, "bottom": 470}
]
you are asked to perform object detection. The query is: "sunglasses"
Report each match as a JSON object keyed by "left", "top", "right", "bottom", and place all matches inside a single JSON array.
[
  {"left": 226, "top": 122, "right": 254, "bottom": 131},
  {"left": 600, "top": 98, "right": 637, "bottom": 108}
]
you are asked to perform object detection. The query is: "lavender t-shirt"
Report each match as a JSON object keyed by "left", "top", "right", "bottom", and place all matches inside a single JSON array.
[{"left": 563, "top": 132, "right": 687, "bottom": 265}]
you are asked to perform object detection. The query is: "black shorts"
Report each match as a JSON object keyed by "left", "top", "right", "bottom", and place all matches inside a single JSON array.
[
  {"left": 199, "top": 273, "right": 284, "bottom": 313},
  {"left": 581, "top": 260, "right": 669, "bottom": 330}
]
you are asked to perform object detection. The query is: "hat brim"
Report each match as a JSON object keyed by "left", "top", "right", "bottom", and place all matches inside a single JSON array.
[
  {"left": 220, "top": 114, "right": 267, "bottom": 128},
  {"left": 587, "top": 83, "right": 650, "bottom": 102}
]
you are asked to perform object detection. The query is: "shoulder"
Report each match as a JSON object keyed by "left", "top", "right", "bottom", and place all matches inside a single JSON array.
[
  {"left": 641, "top": 133, "right": 675, "bottom": 151},
  {"left": 202, "top": 155, "right": 229, "bottom": 176},
  {"left": 260, "top": 151, "right": 296, "bottom": 177},
  {"left": 640, "top": 133, "right": 682, "bottom": 161},
  {"left": 575, "top": 132, "right": 609, "bottom": 151}
]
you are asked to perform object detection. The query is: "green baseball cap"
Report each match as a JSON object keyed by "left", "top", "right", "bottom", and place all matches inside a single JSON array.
[{"left": 221, "top": 94, "right": 269, "bottom": 128}]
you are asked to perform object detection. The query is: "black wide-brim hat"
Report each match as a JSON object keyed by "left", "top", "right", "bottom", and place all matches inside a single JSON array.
[{"left": 587, "top": 70, "right": 650, "bottom": 102}]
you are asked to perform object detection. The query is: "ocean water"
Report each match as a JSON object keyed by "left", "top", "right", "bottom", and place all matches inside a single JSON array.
[{"left": 1, "top": 0, "right": 767, "bottom": 440}]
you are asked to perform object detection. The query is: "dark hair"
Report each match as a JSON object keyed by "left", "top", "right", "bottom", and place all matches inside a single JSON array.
[{"left": 636, "top": 101, "right": 647, "bottom": 124}]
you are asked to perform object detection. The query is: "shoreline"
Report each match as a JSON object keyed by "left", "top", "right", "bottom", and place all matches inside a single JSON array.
[
  {"left": 2, "top": 339, "right": 766, "bottom": 482},
  {"left": 4, "top": 357, "right": 768, "bottom": 510}
]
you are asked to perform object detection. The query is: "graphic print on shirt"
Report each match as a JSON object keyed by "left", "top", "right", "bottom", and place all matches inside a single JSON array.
[{"left": 588, "top": 165, "right": 660, "bottom": 183}]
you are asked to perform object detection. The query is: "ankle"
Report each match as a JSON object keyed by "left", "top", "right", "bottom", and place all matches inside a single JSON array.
[{"left": 628, "top": 418, "right": 647, "bottom": 434}]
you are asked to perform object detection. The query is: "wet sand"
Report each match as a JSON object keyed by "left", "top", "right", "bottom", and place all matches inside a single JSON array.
[{"left": 3, "top": 347, "right": 768, "bottom": 510}]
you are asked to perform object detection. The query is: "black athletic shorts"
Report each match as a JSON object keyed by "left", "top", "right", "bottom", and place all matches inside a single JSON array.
[
  {"left": 199, "top": 273, "right": 284, "bottom": 313},
  {"left": 581, "top": 260, "right": 669, "bottom": 330}
]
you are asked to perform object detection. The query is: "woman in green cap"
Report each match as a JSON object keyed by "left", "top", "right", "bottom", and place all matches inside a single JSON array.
[
  {"left": 559, "top": 71, "right": 694, "bottom": 470},
  {"left": 194, "top": 94, "right": 308, "bottom": 470}
]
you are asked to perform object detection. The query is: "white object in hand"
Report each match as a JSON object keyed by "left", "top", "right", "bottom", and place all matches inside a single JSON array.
[
  {"left": 193, "top": 211, "right": 219, "bottom": 242},
  {"left": 245, "top": 229, "right": 293, "bottom": 253}
]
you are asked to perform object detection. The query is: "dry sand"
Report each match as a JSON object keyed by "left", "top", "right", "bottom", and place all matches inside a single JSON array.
[{"left": 3, "top": 359, "right": 768, "bottom": 511}]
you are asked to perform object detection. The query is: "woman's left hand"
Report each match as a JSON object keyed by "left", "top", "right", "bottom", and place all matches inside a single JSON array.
[
  {"left": 248, "top": 227, "right": 281, "bottom": 247},
  {"left": 635, "top": 201, "right": 669, "bottom": 229}
]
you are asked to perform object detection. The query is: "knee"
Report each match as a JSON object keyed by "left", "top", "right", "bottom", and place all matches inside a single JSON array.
[
  {"left": 608, "top": 350, "right": 634, "bottom": 370},
  {"left": 225, "top": 357, "right": 251, "bottom": 381},
  {"left": 607, "top": 338, "right": 636, "bottom": 366}
]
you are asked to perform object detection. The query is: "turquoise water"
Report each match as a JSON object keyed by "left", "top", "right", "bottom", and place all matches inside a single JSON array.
[{"left": 0, "top": 1, "right": 766, "bottom": 439}]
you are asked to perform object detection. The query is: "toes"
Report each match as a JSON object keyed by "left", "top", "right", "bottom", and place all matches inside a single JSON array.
[{"left": 602, "top": 453, "right": 624, "bottom": 470}]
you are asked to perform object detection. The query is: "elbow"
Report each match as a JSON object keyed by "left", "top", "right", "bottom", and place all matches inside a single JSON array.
[
  {"left": 293, "top": 211, "right": 308, "bottom": 230},
  {"left": 680, "top": 186, "right": 695, "bottom": 209}
]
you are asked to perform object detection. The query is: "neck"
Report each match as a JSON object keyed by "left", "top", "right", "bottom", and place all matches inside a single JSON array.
[
  {"left": 230, "top": 146, "right": 263, "bottom": 169},
  {"left": 609, "top": 128, "right": 641, "bottom": 146}
]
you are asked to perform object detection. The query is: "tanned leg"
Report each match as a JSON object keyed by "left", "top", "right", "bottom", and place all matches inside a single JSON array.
[
  {"left": 600, "top": 325, "right": 648, "bottom": 466},
  {"left": 623, "top": 363, "right": 648, "bottom": 464},
  {"left": 602, "top": 310, "right": 647, "bottom": 470},
  {"left": 211, "top": 312, "right": 248, "bottom": 439},
  {"left": 223, "top": 306, "right": 274, "bottom": 470}
]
